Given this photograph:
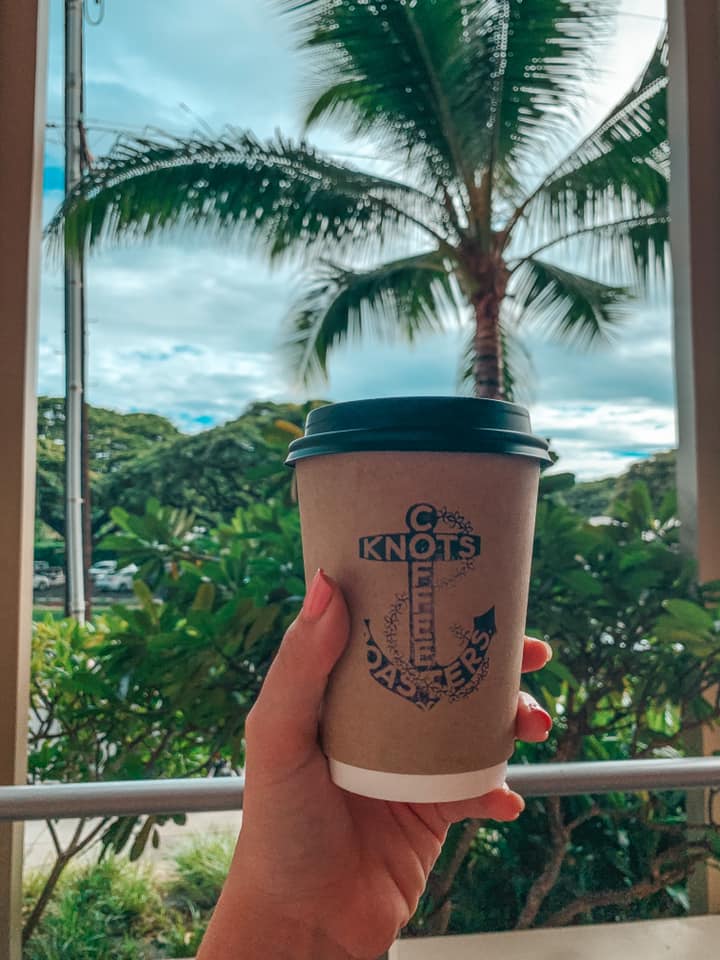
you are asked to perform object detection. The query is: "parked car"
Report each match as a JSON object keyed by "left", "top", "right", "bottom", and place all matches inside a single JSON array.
[
  {"left": 89, "top": 560, "right": 117, "bottom": 581},
  {"left": 32, "top": 573, "right": 51, "bottom": 591},
  {"left": 95, "top": 564, "right": 138, "bottom": 593}
]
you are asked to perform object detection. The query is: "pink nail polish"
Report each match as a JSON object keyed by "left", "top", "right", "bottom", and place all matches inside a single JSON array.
[
  {"left": 302, "top": 568, "right": 333, "bottom": 622},
  {"left": 532, "top": 703, "right": 553, "bottom": 733}
]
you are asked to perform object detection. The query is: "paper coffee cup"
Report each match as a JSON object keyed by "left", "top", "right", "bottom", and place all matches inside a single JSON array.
[{"left": 286, "top": 397, "right": 550, "bottom": 803}]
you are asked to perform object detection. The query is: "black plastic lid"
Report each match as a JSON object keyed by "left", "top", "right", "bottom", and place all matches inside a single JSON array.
[{"left": 286, "top": 397, "right": 550, "bottom": 464}]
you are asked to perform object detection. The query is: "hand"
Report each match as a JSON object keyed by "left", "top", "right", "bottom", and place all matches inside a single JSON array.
[{"left": 199, "top": 571, "right": 552, "bottom": 960}]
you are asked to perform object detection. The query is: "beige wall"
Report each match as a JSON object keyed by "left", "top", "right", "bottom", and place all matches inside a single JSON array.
[
  {"left": 390, "top": 916, "right": 720, "bottom": 960},
  {"left": 0, "top": 2, "right": 48, "bottom": 958},
  {"left": 668, "top": 0, "right": 720, "bottom": 915}
]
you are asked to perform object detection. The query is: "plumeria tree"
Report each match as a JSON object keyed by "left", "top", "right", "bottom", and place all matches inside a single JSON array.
[{"left": 52, "top": 0, "right": 669, "bottom": 396}]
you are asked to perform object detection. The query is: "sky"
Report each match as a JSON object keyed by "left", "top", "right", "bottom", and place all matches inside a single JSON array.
[{"left": 40, "top": 0, "right": 671, "bottom": 479}]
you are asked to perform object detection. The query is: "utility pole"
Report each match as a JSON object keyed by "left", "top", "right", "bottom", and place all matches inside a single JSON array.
[{"left": 64, "top": 0, "right": 86, "bottom": 622}]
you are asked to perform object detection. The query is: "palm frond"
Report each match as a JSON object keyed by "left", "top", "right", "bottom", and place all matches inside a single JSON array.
[
  {"left": 285, "top": 0, "right": 482, "bottom": 192},
  {"left": 285, "top": 1, "right": 618, "bottom": 207},
  {"left": 470, "top": 0, "right": 619, "bottom": 179},
  {"left": 510, "top": 257, "right": 630, "bottom": 345},
  {"left": 286, "top": 249, "right": 458, "bottom": 383},
  {"left": 515, "top": 211, "right": 669, "bottom": 292},
  {"left": 517, "top": 28, "right": 668, "bottom": 235},
  {"left": 46, "top": 131, "right": 447, "bottom": 259}
]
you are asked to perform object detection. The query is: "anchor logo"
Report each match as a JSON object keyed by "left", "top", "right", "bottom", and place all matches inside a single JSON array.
[{"left": 359, "top": 502, "right": 496, "bottom": 711}]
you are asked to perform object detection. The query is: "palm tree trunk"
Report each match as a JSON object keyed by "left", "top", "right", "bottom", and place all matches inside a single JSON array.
[
  {"left": 469, "top": 253, "right": 508, "bottom": 400},
  {"left": 473, "top": 294, "right": 504, "bottom": 399}
]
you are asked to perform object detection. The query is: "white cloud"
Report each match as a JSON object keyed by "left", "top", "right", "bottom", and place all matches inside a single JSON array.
[{"left": 533, "top": 399, "right": 676, "bottom": 479}]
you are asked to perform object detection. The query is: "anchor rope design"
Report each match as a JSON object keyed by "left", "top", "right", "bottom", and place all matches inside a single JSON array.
[{"left": 360, "top": 502, "right": 496, "bottom": 711}]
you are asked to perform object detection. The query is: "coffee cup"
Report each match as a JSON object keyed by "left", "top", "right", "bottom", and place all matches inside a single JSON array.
[{"left": 286, "top": 397, "right": 550, "bottom": 803}]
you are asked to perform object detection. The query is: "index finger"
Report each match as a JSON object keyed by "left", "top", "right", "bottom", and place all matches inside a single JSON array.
[{"left": 521, "top": 636, "right": 553, "bottom": 673}]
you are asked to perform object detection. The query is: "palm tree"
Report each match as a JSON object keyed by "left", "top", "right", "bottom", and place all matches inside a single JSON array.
[{"left": 51, "top": 0, "right": 669, "bottom": 400}]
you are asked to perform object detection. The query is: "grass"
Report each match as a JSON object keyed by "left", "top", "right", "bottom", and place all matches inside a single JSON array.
[
  {"left": 152, "top": 908, "right": 208, "bottom": 960},
  {"left": 32, "top": 608, "right": 67, "bottom": 622},
  {"left": 24, "top": 858, "right": 161, "bottom": 960},
  {"left": 32, "top": 603, "right": 137, "bottom": 624},
  {"left": 22, "top": 835, "right": 237, "bottom": 959},
  {"left": 167, "top": 834, "right": 235, "bottom": 911}
]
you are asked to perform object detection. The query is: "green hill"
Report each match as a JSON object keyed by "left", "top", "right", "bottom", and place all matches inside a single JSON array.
[
  {"left": 561, "top": 450, "right": 677, "bottom": 517},
  {"left": 96, "top": 400, "right": 319, "bottom": 523},
  {"left": 36, "top": 398, "right": 181, "bottom": 538},
  {"left": 36, "top": 398, "right": 322, "bottom": 538},
  {"left": 36, "top": 396, "right": 678, "bottom": 544}
]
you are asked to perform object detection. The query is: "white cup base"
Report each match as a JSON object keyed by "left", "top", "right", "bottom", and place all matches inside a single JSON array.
[{"left": 328, "top": 758, "right": 508, "bottom": 803}]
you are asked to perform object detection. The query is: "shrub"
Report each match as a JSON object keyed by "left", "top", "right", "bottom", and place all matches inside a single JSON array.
[
  {"left": 28, "top": 479, "right": 720, "bottom": 944},
  {"left": 151, "top": 908, "right": 207, "bottom": 960},
  {"left": 168, "top": 833, "right": 235, "bottom": 911},
  {"left": 23, "top": 841, "right": 241, "bottom": 959},
  {"left": 23, "top": 858, "right": 160, "bottom": 960},
  {"left": 25, "top": 497, "right": 304, "bottom": 943},
  {"left": 410, "top": 480, "right": 720, "bottom": 935}
]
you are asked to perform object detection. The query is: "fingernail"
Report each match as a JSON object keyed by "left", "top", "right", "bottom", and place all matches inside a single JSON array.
[
  {"left": 302, "top": 569, "right": 333, "bottom": 622},
  {"left": 503, "top": 784, "right": 525, "bottom": 817},
  {"left": 532, "top": 702, "right": 553, "bottom": 734},
  {"left": 544, "top": 641, "right": 554, "bottom": 661}
]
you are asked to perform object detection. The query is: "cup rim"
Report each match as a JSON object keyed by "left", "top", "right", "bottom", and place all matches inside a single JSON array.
[{"left": 286, "top": 397, "right": 551, "bottom": 465}]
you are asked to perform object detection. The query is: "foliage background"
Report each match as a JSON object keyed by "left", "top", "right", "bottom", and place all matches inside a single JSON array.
[
  {"left": 34, "top": 399, "right": 319, "bottom": 553},
  {"left": 411, "top": 477, "right": 720, "bottom": 934},
  {"left": 34, "top": 396, "right": 677, "bottom": 555},
  {"left": 27, "top": 430, "right": 720, "bottom": 944}
]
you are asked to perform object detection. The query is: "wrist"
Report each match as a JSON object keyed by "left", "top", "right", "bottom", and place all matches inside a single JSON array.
[{"left": 198, "top": 878, "right": 350, "bottom": 960}]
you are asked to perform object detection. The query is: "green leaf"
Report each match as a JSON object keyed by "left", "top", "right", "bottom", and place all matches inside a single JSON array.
[
  {"left": 48, "top": 132, "right": 438, "bottom": 264},
  {"left": 539, "top": 472, "right": 577, "bottom": 495},
  {"left": 245, "top": 605, "right": 280, "bottom": 651},
  {"left": 543, "top": 657, "right": 580, "bottom": 690},
  {"left": 619, "top": 548, "right": 652, "bottom": 571},
  {"left": 658, "top": 488, "right": 677, "bottom": 523},
  {"left": 293, "top": 0, "right": 490, "bottom": 186},
  {"left": 129, "top": 815, "right": 156, "bottom": 861},
  {"left": 97, "top": 533, "right": 144, "bottom": 552},
  {"left": 628, "top": 481, "right": 653, "bottom": 527},
  {"left": 662, "top": 600, "right": 713, "bottom": 634},
  {"left": 132, "top": 580, "right": 156, "bottom": 619},
  {"left": 584, "top": 736, "right": 613, "bottom": 762},
  {"left": 104, "top": 816, "right": 139, "bottom": 857},
  {"left": 290, "top": 0, "right": 618, "bottom": 188},
  {"left": 488, "top": 0, "right": 620, "bottom": 178},
  {"left": 522, "top": 214, "right": 670, "bottom": 300},
  {"left": 74, "top": 672, "right": 109, "bottom": 698},
  {"left": 192, "top": 582, "right": 216, "bottom": 613},
  {"left": 560, "top": 568, "right": 604, "bottom": 598},
  {"left": 525, "top": 31, "right": 668, "bottom": 237},
  {"left": 509, "top": 258, "right": 629, "bottom": 347},
  {"left": 688, "top": 696, "right": 717, "bottom": 722},
  {"left": 287, "top": 250, "right": 457, "bottom": 383},
  {"left": 109, "top": 505, "right": 130, "bottom": 528}
]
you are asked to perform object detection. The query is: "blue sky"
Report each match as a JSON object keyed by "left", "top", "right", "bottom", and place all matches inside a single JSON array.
[{"left": 40, "top": 0, "right": 672, "bottom": 479}]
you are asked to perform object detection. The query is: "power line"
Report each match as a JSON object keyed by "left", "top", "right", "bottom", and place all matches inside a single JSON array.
[{"left": 615, "top": 11, "right": 666, "bottom": 22}]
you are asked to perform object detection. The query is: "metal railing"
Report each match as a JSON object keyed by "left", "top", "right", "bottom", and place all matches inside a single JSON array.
[{"left": 2, "top": 757, "right": 720, "bottom": 821}]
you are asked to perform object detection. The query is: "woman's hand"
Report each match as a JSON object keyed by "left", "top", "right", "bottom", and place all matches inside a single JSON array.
[{"left": 199, "top": 571, "right": 552, "bottom": 960}]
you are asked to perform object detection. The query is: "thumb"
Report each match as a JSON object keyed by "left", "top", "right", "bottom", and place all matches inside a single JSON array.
[{"left": 244, "top": 570, "right": 349, "bottom": 778}]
